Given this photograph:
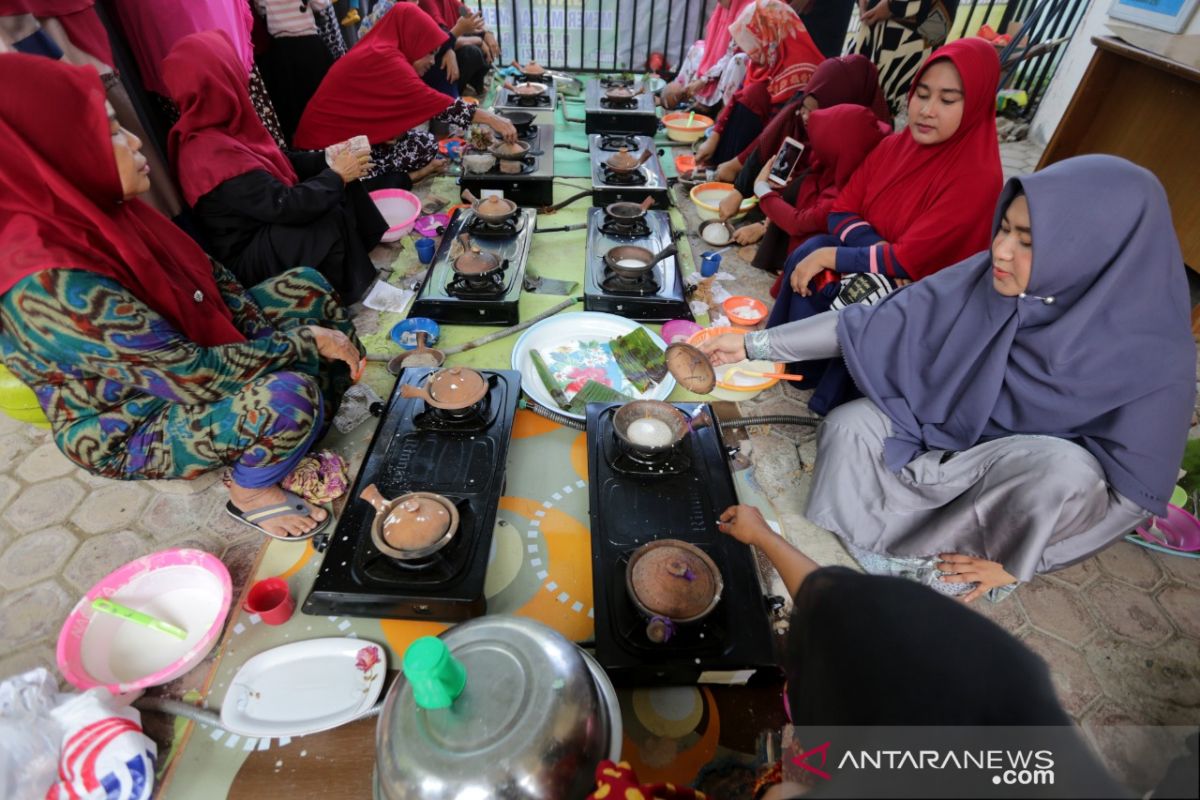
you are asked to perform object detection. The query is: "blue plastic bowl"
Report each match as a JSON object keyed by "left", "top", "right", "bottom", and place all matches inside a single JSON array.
[{"left": 389, "top": 318, "right": 441, "bottom": 350}]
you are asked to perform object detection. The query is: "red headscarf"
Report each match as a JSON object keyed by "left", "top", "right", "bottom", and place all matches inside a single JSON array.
[
  {"left": 162, "top": 30, "right": 298, "bottom": 207},
  {"left": 729, "top": 0, "right": 823, "bottom": 105},
  {"left": 694, "top": 0, "right": 754, "bottom": 77},
  {"left": 831, "top": 37, "right": 1003, "bottom": 280},
  {"left": 417, "top": 0, "right": 459, "bottom": 28},
  {"left": 745, "top": 54, "right": 890, "bottom": 164},
  {"left": 0, "top": 55, "right": 243, "bottom": 347},
  {"left": 293, "top": 4, "right": 452, "bottom": 149}
]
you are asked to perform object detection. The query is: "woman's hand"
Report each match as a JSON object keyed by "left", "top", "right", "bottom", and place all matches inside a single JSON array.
[
  {"left": 451, "top": 12, "right": 484, "bottom": 37},
  {"left": 936, "top": 554, "right": 1017, "bottom": 604},
  {"left": 734, "top": 221, "right": 766, "bottom": 245},
  {"left": 685, "top": 79, "right": 708, "bottom": 97},
  {"left": 715, "top": 157, "right": 742, "bottom": 183},
  {"left": 694, "top": 131, "right": 720, "bottom": 166},
  {"left": 441, "top": 49, "right": 460, "bottom": 83},
  {"left": 756, "top": 158, "right": 774, "bottom": 186},
  {"left": 696, "top": 332, "right": 747, "bottom": 366},
  {"left": 330, "top": 148, "right": 371, "bottom": 184},
  {"left": 306, "top": 325, "right": 361, "bottom": 377},
  {"left": 473, "top": 109, "right": 518, "bottom": 142},
  {"left": 718, "top": 189, "right": 744, "bottom": 221},
  {"left": 789, "top": 247, "right": 838, "bottom": 296},
  {"left": 861, "top": 0, "right": 892, "bottom": 26},
  {"left": 482, "top": 30, "right": 500, "bottom": 61},
  {"left": 718, "top": 505, "right": 773, "bottom": 547},
  {"left": 660, "top": 81, "right": 687, "bottom": 109}
]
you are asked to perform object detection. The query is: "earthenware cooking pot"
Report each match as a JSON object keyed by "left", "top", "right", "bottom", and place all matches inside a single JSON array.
[
  {"left": 612, "top": 399, "right": 689, "bottom": 454},
  {"left": 399, "top": 366, "right": 490, "bottom": 410},
  {"left": 603, "top": 84, "right": 644, "bottom": 101},
  {"left": 504, "top": 80, "right": 547, "bottom": 97},
  {"left": 488, "top": 139, "right": 531, "bottom": 160},
  {"left": 460, "top": 189, "right": 518, "bottom": 223},
  {"left": 510, "top": 59, "right": 546, "bottom": 76},
  {"left": 360, "top": 484, "right": 459, "bottom": 560},
  {"left": 603, "top": 147, "right": 652, "bottom": 174},
  {"left": 604, "top": 195, "right": 655, "bottom": 220},
  {"left": 375, "top": 616, "right": 621, "bottom": 800},
  {"left": 602, "top": 242, "right": 677, "bottom": 279},
  {"left": 626, "top": 538, "right": 723, "bottom": 643},
  {"left": 451, "top": 234, "right": 501, "bottom": 275}
]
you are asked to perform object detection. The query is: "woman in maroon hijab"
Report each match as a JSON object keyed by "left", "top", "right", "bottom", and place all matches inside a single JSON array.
[
  {"left": 0, "top": 54, "right": 363, "bottom": 540},
  {"left": 164, "top": 30, "right": 386, "bottom": 305}
]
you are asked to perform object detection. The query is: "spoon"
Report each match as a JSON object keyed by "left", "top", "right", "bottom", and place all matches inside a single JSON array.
[
  {"left": 91, "top": 598, "right": 187, "bottom": 640},
  {"left": 725, "top": 367, "right": 805, "bottom": 382}
]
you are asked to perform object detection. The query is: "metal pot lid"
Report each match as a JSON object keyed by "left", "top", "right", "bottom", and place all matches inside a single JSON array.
[
  {"left": 376, "top": 617, "right": 612, "bottom": 800},
  {"left": 628, "top": 539, "right": 721, "bottom": 620},
  {"left": 605, "top": 147, "right": 638, "bottom": 171},
  {"left": 382, "top": 494, "right": 452, "bottom": 550},
  {"left": 426, "top": 367, "right": 488, "bottom": 408},
  {"left": 665, "top": 342, "right": 716, "bottom": 394}
]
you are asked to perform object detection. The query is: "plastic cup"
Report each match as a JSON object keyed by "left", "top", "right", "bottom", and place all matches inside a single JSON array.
[
  {"left": 415, "top": 238, "right": 437, "bottom": 264},
  {"left": 403, "top": 636, "right": 467, "bottom": 709},
  {"left": 700, "top": 251, "right": 721, "bottom": 277},
  {"left": 444, "top": 140, "right": 461, "bottom": 160},
  {"left": 242, "top": 577, "right": 294, "bottom": 625}
]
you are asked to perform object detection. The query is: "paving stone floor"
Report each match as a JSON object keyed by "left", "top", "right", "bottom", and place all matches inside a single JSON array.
[{"left": 2, "top": 134, "right": 1197, "bottom": 794}]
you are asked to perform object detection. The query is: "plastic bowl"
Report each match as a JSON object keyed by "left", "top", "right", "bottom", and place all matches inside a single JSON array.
[
  {"left": 390, "top": 317, "right": 441, "bottom": 350},
  {"left": 369, "top": 188, "right": 422, "bottom": 243},
  {"left": 723, "top": 296, "right": 768, "bottom": 327},
  {"left": 689, "top": 182, "right": 758, "bottom": 221},
  {"left": 1135, "top": 503, "right": 1200, "bottom": 552},
  {"left": 674, "top": 153, "right": 696, "bottom": 176},
  {"left": 661, "top": 319, "right": 702, "bottom": 344},
  {"left": 663, "top": 112, "right": 714, "bottom": 143},
  {"left": 0, "top": 364, "right": 49, "bottom": 428},
  {"left": 57, "top": 548, "right": 232, "bottom": 693},
  {"left": 687, "top": 326, "right": 784, "bottom": 394}
]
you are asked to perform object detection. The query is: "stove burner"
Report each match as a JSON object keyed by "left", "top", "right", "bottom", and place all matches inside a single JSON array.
[
  {"left": 505, "top": 92, "right": 551, "bottom": 107},
  {"left": 600, "top": 264, "right": 660, "bottom": 297},
  {"left": 601, "top": 96, "right": 637, "bottom": 109},
  {"left": 447, "top": 265, "right": 507, "bottom": 299},
  {"left": 599, "top": 166, "right": 648, "bottom": 186},
  {"left": 466, "top": 214, "right": 524, "bottom": 238},
  {"left": 519, "top": 124, "right": 539, "bottom": 142},
  {"left": 611, "top": 432, "right": 691, "bottom": 476},
  {"left": 600, "top": 216, "right": 651, "bottom": 238},
  {"left": 414, "top": 391, "right": 494, "bottom": 432},
  {"left": 601, "top": 76, "right": 635, "bottom": 89},
  {"left": 597, "top": 133, "right": 641, "bottom": 152}
]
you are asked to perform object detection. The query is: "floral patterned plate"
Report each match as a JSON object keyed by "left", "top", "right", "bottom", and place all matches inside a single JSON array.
[
  {"left": 511, "top": 312, "right": 676, "bottom": 420},
  {"left": 220, "top": 638, "right": 386, "bottom": 737}
]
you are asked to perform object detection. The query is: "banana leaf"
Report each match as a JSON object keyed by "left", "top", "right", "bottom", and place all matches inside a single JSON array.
[
  {"left": 567, "top": 380, "right": 632, "bottom": 415},
  {"left": 530, "top": 350, "right": 570, "bottom": 410},
  {"left": 609, "top": 327, "right": 667, "bottom": 392}
]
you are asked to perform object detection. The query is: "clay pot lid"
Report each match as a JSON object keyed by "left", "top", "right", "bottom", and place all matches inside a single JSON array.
[
  {"left": 606, "top": 86, "right": 634, "bottom": 98},
  {"left": 479, "top": 196, "right": 511, "bottom": 213},
  {"left": 522, "top": 61, "right": 545, "bottom": 74},
  {"left": 665, "top": 342, "right": 716, "bottom": 394},
  {"left": 427, "top": 367, "right": 488, "bottom": 408},
  {"left": 512, "top": 83, "right": 543, "bottom": 95},
  {"left": 629, "top": 540, "right": 720, "bottom": 619},
  {"left": 606, "top": 147, "right": 638, "bottom": 171},
  {"left": 454, "top": 249, "right": 499, "bottom": 275},
  {"left": 382, "top": 494, "right": 453, "bottom": 550}
]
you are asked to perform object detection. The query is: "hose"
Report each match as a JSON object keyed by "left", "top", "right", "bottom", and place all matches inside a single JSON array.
[
  {"left": 522, "top": 400, "right": 820, "bottom": 432},
  {"left": 523, "top": 399, "right": 586, "bottom": 430},
  {"left": 540, "top": 189, "right": 594, "bottom": 214}
]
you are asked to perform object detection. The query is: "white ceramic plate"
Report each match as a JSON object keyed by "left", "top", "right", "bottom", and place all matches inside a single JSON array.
[
  {"left": 511, "top": 311, "right": 676, "bottom": 421},
  {"left": 220, "top": 637, "right": 386, "bottom": 737}
]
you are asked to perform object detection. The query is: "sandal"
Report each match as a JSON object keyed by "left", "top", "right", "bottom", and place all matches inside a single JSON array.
[{"left": 225, "top": 489, "right": 330, "bottom": 542}]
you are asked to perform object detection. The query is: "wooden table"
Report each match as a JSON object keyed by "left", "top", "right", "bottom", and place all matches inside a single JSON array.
[{"left": 1038, "top": 35, "right": 1200, "bottom": 277}]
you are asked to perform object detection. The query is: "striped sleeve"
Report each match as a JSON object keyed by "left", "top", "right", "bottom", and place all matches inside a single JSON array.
[
  {"left": 834, "top": 242, "right": 910, "bottom": 279},
  {"left": 829, "top": 212, "right": 883, "bottom": 246}
]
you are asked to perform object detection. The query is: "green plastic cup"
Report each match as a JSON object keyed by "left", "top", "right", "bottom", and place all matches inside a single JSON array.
[{"left": 403, "top": 636, "right": 467, "bottom": 710}]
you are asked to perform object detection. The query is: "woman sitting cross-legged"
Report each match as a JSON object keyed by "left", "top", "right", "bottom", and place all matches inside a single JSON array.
[
  {"left": 292, "top": 2, "right": 516, "bottom": 190},
  {"left": 0, "top": 54, "right": 365, "bottom": 540},
  {"left": 700, "top": 155, "right": 1197, "bottom": 602},
  {"left": 164, "top": 31, "right": 387, "bottom": 306}
]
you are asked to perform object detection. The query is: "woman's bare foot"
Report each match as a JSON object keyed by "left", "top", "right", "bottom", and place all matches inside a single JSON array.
[
  {"left": 409, "top": 157, "right": 449, "bottom": 183},
  {"left": 228, "top": 482, "right": 327, "bottom": 538}
]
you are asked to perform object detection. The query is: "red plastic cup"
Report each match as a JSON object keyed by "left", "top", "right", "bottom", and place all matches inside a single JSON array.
[{"left": 243, "top": 577, "right": 295, "bottom": 625}]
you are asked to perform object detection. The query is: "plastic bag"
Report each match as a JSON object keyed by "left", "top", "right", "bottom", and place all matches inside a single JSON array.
[
  {"left": 47, "top": 688, "right": 156, "bottom": 800},
  {"left": 0, "top": 668, "right": 63, "bottom": 800}
]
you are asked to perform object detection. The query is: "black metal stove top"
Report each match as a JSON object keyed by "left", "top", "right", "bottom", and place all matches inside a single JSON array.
[
  {"left": 584, "top": 206, "right": 691, "bottom": 322},
  {"left": 459, "top": 124, "right": 555, "bottom": 206},
  {"left": 589, "top": 134, "right": 669, "bottom": 210},
  {"left": 409, "top": 207, "right": 533, "bottom": 325},
  {"left": 304, "top": 367, "right": 521, "bottom": 621},
  {"left": 586, "top": 402, "right": 779, "bottom": 685},
  {"left": 585, "top": 77, "right": 658, "bottom": 136},
  {"left": 494, "top": 82, "right": 558, "bottom": 125}
]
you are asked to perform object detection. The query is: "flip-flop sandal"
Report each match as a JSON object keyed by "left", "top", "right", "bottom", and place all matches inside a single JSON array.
[{"left": 225, "top": 489, "right": 330, "bottom": 542}]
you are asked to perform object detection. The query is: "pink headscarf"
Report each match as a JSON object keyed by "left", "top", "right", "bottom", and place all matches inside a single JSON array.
[{"left": 694, "top": 0, "right": 754, "bottom": 77}]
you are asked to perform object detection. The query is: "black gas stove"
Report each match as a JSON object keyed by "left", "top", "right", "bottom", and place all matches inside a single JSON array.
[
  {"left": 584, "top": 206, "right": 691, "bottom": 322},
  {"left": 590, "top": 133, "right": 669, "bottom": 210},
  {"left": 304, "top": 367, "right": 521, "bottom": 621},
  {"left": 586, "top": 402, "right": 779, "bottom": 685},
  {"left": 585, "top": 77, "right": 659, "bottom": 136},
  {"left": 459, "top": 124, "right": 555, "bottom": 206},
  {"left": 408, "top": 207, "right": 533, "bottom": 325},
  {"left": 494, "top": 81, "right": 558, "bottom": 126}
]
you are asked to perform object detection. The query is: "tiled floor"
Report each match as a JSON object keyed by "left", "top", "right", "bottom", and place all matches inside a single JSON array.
[{"left": 2, "top": 134, "right": 1198, "bottom": 794}]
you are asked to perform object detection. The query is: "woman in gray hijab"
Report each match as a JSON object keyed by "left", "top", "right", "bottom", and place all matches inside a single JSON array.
[{"left": 700, "top": 155, "right": 1196, "bottom": 602}]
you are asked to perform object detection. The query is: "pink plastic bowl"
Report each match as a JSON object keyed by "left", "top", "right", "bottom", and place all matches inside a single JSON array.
[
  {"left": 57, "top": 548, "right": 232, "bottom": 693},
  {"left": 369, "top": 188, "right": 422, "bottom": 243},
  {"left": 1135, "top": 503, "right": 1200, "bottom": 552}
]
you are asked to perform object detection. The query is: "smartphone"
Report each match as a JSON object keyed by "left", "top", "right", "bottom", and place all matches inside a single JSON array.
[{"left": 768, "top": 136, "right": 805, "bottom": 187}]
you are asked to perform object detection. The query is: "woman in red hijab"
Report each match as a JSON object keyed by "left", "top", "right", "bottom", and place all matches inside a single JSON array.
[
  {"left": 0, "top": 54, "right": 364, "bottom": 540},
  {"left": 164, "top": 30, "right": 386, "bottom": 305},
  {"left": 416, "top": 0, "right": 498, "bottom": 95},
  {"left": 764, "top": 37, "right": 1003, "bottom": 415},
  {"left": 693, "top": 0, "right": 824, "bottom": 169},
  {"left": 294, "top": 3, "right": 515, "bottom": 187}
]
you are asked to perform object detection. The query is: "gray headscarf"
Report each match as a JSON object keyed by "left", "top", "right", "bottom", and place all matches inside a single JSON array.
[{"left": 838, "top": 155, "right": 1196, "bottom": 515}]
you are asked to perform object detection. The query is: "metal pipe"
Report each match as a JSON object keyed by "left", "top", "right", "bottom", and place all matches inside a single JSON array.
[
  {"left": 523, "top": 400, "right": 823, "bottom": 432},
  {"left": 613, "top": 0, "right": 622, "bottom": 71}
]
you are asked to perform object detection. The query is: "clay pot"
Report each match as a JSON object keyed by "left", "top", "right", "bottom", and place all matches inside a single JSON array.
[
  {"left": 399, "top": 367, "right": 489, "bottom": 410},
  {"left": 361, "top": 484, "right": 459, "bottom": 560},
  {"left": 613, "top": 400, "right": 688, "bottom": 454},
  {"left": 626, "top": 539, "right": 723, "bottom": 643},
  {"left": 490, "top": 140, "right": 531, "bottom": 160},
  {"left": 461, "top": 189, "right": 518, "bottom": 223},
  {"left": 498, "top": 159, "right": 523, "bottom": 175},
  {"left": 604, "top": 85, "right": 644, "bottom": 101},
  {"left": 604, "top": 196, "right": 655, "bottom": 220},
  {"left": 602, "top": 242, "right": 677, "bottom": 280},
  {"left": 452, "top": 233, "right": 501, "bottom": 275},
  {"left": 506, "top": 81, "right": 547, "bottom": 97}
]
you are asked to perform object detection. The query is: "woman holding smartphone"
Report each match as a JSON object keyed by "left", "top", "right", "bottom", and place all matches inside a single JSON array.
[{"left": 164, "top": 31, "right": 387, "bottom": 305}]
